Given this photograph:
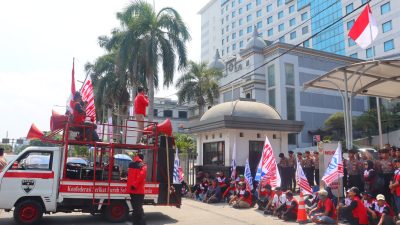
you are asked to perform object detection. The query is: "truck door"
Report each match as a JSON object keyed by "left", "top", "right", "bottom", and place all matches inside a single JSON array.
[{"left": 0, "top": 151, "right": 55, "bottom": 211}]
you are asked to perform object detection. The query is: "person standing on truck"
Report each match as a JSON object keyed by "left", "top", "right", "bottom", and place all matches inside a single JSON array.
[
  {"left": 127, "top": 153, "right": 147, "bottom": 225},
  {"left": 134, "top": 86, "right": 149, "bottom": 144},
  {"left": 0, "top": 148, "right": 7, "bottom": 172}
]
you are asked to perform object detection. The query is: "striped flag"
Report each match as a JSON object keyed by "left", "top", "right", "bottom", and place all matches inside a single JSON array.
[
  {"left": 173, "top": 148, "right": 184, "bottom": 184},
  {"left": 67, "top": 58, "right": 76, "bottom": 113},
  {"left": 254, "top": 136, "right": 281, "bottom": 188},
  {"left": 348, "top": 4, "right": 378, "bottom": 49},
  {"left": 81, "top": 76, "right": 96, "bottom": 122},
  {"left": 296, "top": 159, "right": 313, "bottom": 195},
  {"left": 322, "top": 142, "right": 344, "bottom": 187},
  {"left": 244, "top": 159, "right": 253, "bottom": 191},
  {"left": 231, "top": 137, "right": 237, "bottom": 180}
]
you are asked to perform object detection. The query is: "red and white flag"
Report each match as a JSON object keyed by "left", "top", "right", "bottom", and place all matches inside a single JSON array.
[
  {"left": 81, "top": 76, "right": 96, "bottom": 122},
  {"left": 322, "top": 142, "right": 344, "bottom": 187},
  {"left": 254, "top": 136, "right": 281, "bottom": 188},
  {"left": 348, "top": 4, "right": 378, "bottom": 49},
  {"left": 67, "top": 58, "right": 76, "bottom": 113},
  {"left": 296, "top": 159, "right": 313, "bottom": 195}
]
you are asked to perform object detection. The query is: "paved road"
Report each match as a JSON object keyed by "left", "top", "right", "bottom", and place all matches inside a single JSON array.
[{"left": 0, "top": 199, "right": 303, "bottom": 225}]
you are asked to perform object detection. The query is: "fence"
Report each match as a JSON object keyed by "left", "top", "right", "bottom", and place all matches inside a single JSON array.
[{"left": 180, "top": 152, "right": 197, "bottom": 186}]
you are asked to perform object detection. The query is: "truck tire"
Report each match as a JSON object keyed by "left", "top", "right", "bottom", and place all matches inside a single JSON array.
[
  {"left": 104, "top": 201, "right": 129, "bottom": 223},
  {"left": 13, "top": 200, "right": 44, "bottom": 225}
]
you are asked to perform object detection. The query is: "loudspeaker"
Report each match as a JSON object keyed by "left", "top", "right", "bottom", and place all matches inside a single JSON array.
[
  {"left": 145, "top": 118, "right": 172, "bottom": 136},
  {"left": 156, "top": 136, "right": 175, "bottom": 183}
]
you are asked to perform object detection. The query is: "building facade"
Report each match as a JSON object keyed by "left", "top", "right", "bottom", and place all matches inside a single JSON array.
[
  {"left": 153, "top": 97, "right": 189, "bottom": 133},
  {"left": 199, "top": 0, "right": 399, "bottom": 63}
]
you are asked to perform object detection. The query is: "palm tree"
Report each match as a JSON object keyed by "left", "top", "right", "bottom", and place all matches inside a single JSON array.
[
  {"left": 176, "top": 61, "right": 222, "bottom": 116},
  {"left": 109, "top": 0, "right": 190, "bottom": 121}
]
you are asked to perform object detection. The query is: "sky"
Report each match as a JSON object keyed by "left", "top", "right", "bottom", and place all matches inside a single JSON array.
[{"left": 0, "top": 0, "right": 209, "bottom": 139}]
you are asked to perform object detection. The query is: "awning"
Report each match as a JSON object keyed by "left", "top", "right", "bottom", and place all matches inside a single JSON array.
[{"left": 304, "top": 60, "right": 400, "bottom": 100}]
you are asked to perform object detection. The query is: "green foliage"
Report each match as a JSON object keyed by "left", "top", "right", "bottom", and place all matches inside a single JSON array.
[
  {"left": 324, "top": 112, "right": 345, "bottom": 140},
  {"left": 174, "top": 133, "right": 196, "bottom": 154},
  {"left": 72, "top": 145, "right": 89, "bottom": 157}
]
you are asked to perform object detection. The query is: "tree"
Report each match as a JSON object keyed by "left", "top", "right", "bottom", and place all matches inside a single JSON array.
[
  {"left": 109, "top": 0, "right": 191, "bottom": 121},
  {"left": 175, "top": 61, "right": 222, "bottom": 116},
  {"left": 174, "top": 133, "right": 196, "bottom": 154},
  {"left": 324, "top": 112, "right": 346, "bottom": 141}
]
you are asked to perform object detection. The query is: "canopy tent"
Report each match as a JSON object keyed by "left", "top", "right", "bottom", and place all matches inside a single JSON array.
[{"left": 304, "top": 60, "right": 400, "bottom": 149}]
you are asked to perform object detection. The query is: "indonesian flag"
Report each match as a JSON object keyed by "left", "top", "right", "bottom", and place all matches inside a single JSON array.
[
  {"left": 321, "top": 142, "right": 344, "bottom": 187},
  {"left": 254, "top": 136, "right": 281, "bottom": 188},
  {"left": 231, "top": 137, "right": 237, "bottom": 181},
  {"left": 81, "top": 76, "right": 96, "bottom": 122},
  {"left": 67, "top": 58, "right": 76, "bottom": 113},
  {"left": 296, "top": 159, "right": 313, "bottom": 195},
  {"left": 348, "top": 4, "right": 378, "bottom": 49}
]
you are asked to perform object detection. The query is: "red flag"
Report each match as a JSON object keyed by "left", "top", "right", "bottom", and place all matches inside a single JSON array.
[
  {"left": 348, "top": 4, "right": 378, "bottom": 49},
  {"left": 81, "top": 76, "right": 96, "bottom": 122},
  {"left": 67, "top": 58, "right": 76, "bottom": 113}
]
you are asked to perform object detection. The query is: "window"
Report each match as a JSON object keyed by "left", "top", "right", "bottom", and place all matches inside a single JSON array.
[
  {"left": 178, "top": 111, "right": 187, "bottom": 119},
  {"left": 239, "top": 18, "right": 243, "bottom": 25},
  {"left": 268, "top": 89, "right": 276, "bottom": 108},
  {"left": 381, "top": 2, "right": 390, "bottom": 15},
  {"left": 232, "top": 1, "right": 235, "bottom": 7},
  {"left": 289, "top": 5, "right": 295, "bottom": 13},
  {"left": 268, "top": 28, "right": 273, "bottom": 37},
  {"left": 232, "top": 43, "right": 236, "bottom": 50},
  {"left": 303, "top": 40, "right": 309, "bottom": 48},
  {"left": 227, "top": 46, "right": 229, "bottom": 53},
  {"left": 266, "top": 4, "right": 272, "bottom": 13},
  {"left": 290, "top": 31, "right": 296, "bottom": 40},
  {"left": 267, "top": 16, "right": 273, "bottom": 24},
  {"left": 349, "top": 53, "right": 358, "bottom": 58},
  {"left": 278, "top": 23, "right": 284, "bottom": 32},
  {"left": 382, "top": 20, "right": 392, "bottom": 33},
  {"left": 285, "top": 63, "right": 294, "bottom": 85},
  {"left": 232, "top": 32, "right": 236, "bottom": 39},
  {"left": 247, "top": 26, "right": 253, "bottom": 33},
  {"left": 302, "top": 26, "right": 308, "bottom": 35},
  {"left": 226, "top": 25, "right": 229, "bottom": 32},
  {"left": 301, "top": 12, "right": 308, "bottom": 21},
  {"left": 384, "top": 39, "right": 394, "bottom": 52},
  {"left": 232, "top": 11, "right": 236, "bottom": 18},
  {"left": 238, "top": 0, "right": 243, "bottom": 3},
  {"left": 256, "top": 9, "right": 262, "bottom": 17},
  {"left": 279, "top": 36, "right": 285, "bottom": 43},
  {"left": 289, "top": 18, "right": 296, "bottom": 26},
  {"left": 221, "top": 18, "right": 224, "bottom": 25},
  {"left": 246, "top": 3, "right": 252, "bottom": 11},
  {"left": 286, "top": 87, "right": 296, "bottom": 120},
  {"left": 348, "top": 38, "right": 356, "bottom": 47},
  {"left": 226, "top": 4, "right": 228, "bottom": 11},
  {"left": 16, "top": 152, "right": 52, "bottom": 171},
  {"left": 347, "top": 20, "right": 355, "bottom": 30},
  {"left": 346, "top": 3, "right": 353, "bottom": 14},
  {"left": 257, "top": 21, "right": 262, "bottom": 29},
  {"left": 232, "top": 21, "right": 236, "bottom": 29},
  {"left": 222, "top": 39, "right": 224, "bottom": 45},
  {"left": 256, "top": 0, "right": 261, "bottom": 6},
  {"left": 239, "top": 29, "right": 243, "bottom": 36},
  {"left": 239, "top": 40, "right": 244, "bottom": 48},
  {"left": 164, "top": 110, "right": 173, "bottom": 117},
  {"left": 239, "top": 8, "right": 243, "bottom": 14},
  {"left": 221, "top": 50, "right": 224, "bottom": 56},
  {"left": 267, "top": 65, "right": 275, "bottom": 87},
  {"left": 278, "top": 11, "right": 283, "bottom": 19},
  {"left": 247, "top": 14, "right": 252, "bottom": 22},
  {"left": 366, "top": 47, "right": 373, "bottom": 58},
  {"left": 226, "top": 15, "right": 229, "bottom": 21},
  {"left": 277, "top": 0, "right": 283, "bottom": 7},
  {"left": 203, "top": 141, "right": 225, "bottom": 165},
  {"left": 288, "top": 133, "right": 296, "bottom": 145},
  {"left": 154, "top": 109, "right": 158, "bottom": 117},
  {"left": 249, "top": 141, "right": 264, "bottom": 176}
]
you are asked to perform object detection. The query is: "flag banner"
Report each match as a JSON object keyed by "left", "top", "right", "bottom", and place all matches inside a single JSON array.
[
  {"left": 67, "top": 59, "right": 76, "bottom": 113},
  {"left": 321, "top": 142, "right": 344, "bottom": 187},
  {"left": 173, "top": 148, "right": 181, "bottom": 184},
  {"left": 297, "top": 159, "right": 313, "bottom": 195},
  {"left": 254, "top": 136, "right": 281, "bottom": 188},
  {"left": 348, "top": 4, "right": 378, "bottom": 49},
  {"left": 244, "top": 159, "right": 253, "bottom": 191},
  {"left": 231, "top": 137, "right": 237, "bottom": 181},
  {"left": 81, "top": 77, "right": 96, "bottom": 122}
]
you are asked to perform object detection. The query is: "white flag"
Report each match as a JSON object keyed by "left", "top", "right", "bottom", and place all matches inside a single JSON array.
[
  {"left": 322, "top": 142, "right": 344, "bottom": 186},
  {"left": 254, "top": 136, "right": 281, "bottom": 188}
]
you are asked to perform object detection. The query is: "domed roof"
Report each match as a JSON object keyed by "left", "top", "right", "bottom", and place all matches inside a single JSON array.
[
  {"left": 200, "top": 100, "right": 281, "bottom": 121},
  {"left": 245, "top": 26, "right": 266, "bottom": 50},
  {"left": 208, "top": 49, "right": 225, "bottom": 70}
]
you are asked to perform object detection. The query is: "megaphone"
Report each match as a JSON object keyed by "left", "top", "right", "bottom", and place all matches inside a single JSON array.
[
  {"left": 27, "top": 123, "right": 44, "bottom": 140},
  {"left": 144, "top": 118, "right": 172, "bottom": 136},
  {"left": 50, "top": 110, "right": 68, "bottom": 131}
]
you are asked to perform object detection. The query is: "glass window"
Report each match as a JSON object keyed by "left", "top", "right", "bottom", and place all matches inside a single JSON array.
[
  {"left": 247, "top": 14, "right": 252, "bottom": 22},
  {"left": 290, "top": 31, "right": 296, "bottom": 40},
  {"left": 302, "top": 26, "right": 308, "bottom": 35},
  {"left": 221, "top": 18, "right": 224, "bottom": 25},
  {"left": 226, "top": 15, "right": 229, "bottom": 21},
  {"left": 277, "top": 0, "right": 283, "bottom": 7},
  {"left": 278, "top": 23, "right": 284, "bottom": 32},
  {"left": 289, "top": 18, "right": 296, "bottom": 27},
  {"left": 164, "top": 110, "right": 173, "bottom": 117},
  {"left": 288, "top": 134, "right": 296, "bottom": 145},
  {"left": 239, "top": 40, "right": 244, "bottom": 48},
  {"left": 286, "top": 87, "right": 296, "bottom": 120},
  {"left": 384, "top": 39, "right": 394, "bottom": 52},
  {"left": 232, "top": 21, "right": 236, "bottom": 29},
  {"left": 381, "top": 2, "right": 390, "bottom": 15},
  {"left": 278, "top": 11, "right": 284, "bottom": 19},
  {"left": 267, "top": 4, "right": 272, "bottom": 13},
  {"left": 346, "top": 3, "right": 353, "bottom": 14},
  {"left": 203, "top": 141, "right": 225, "bottom": 165},
  {"left": 349, "top": 53, "right": 358, "bottom": 58},
  {"left": 256, "top": 0, "right": 261, "bottom": 6},
  {"left": 256, "top": 9, "right": 262, "bottom": 17},
  {"left": 226, "top": 25, "right": 229, "bottom": 32},
  {"left": 268, "top": 28, "right": 273, "bottom": 37},
  {"left": 232, "top": 11, "right": 236, "bottom": 18},
  {"left": 257, "top": 21, "right": 262, "bottom": 29},
  {"left": 303, "top": 40, "right": 310, "bottom": 48},
  {"left": 178, "top": 111, "right": 187, "bottom": 119},
  {"left": 267, "top": 65, "right": 275, "bottom": 87},
  {"left": 267, "top": 16, "right": 273, "bottom": 24},
  {"left": 232, "top": 43, "right": 236, "bottom": 50},
  {"left": 226, "top": 4, "right": 228, "bottom": 11},
  {"left": 285, "top": 63, "right": 294, "bottom": 85},
  {"left": 246, "top": 3, "right": 252, "bottom": 11},
  {"left": 227, "top": 46, "right": 229, "bottom": 53},
  {"left": 16, "top": 152, "right": 52, "bottom": 171},
  {"left": 239, "top": 29, "right": 243, "bottom": 36},
  {"left": 232, "top": 1, "right": 235, "bottom": 7},
  {"left": 382, "top": 20, "right": 392, "bottom": 33},
  {"left": 279, "top": 36, "right": 285, "bottom": 43},
  {"left": 247, "top": 26, "right": 253, "bottom": 33},
  {"left": 366, "top": 47, "right": 373, "bottom": 58},
  {"left": 289, "top": 5, "right": 295, "bottom": 13},
  {"left": 232, "top": 32, "right": 236, "bottom": 39},
  {"left": 222, "top": 50, "right": 224, "bottom": 56},
  {"left": 301, "top": 12, "right": 308, "bottom": 21},
  {"left": 348, "top": 38, "right": 356, "bottom": 47},
  {"left": 239, "top": 18, "right": 243, "bottom": 25},
  {"left": 268, "top": 89, "right": 276, "bottom": 108},
  {"left": 222, "top": 39, "right": 224, "bottom": 45},
  {"left": 239, "top": 8, "right": 243, "bottom": 14},
  {"left": 238, "top": 0, "right": 243, "bottom": 3},
  {"left": 347, "top": 20, "right": 355, "bottom": 30}
]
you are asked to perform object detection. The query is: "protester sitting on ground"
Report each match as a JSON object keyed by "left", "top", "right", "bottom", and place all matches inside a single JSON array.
[
  {"left": 309, "top": 189, "right": 337, "bottom": 224},
  {"left": 229, "top": 181, "right": 252, "bottom": 209},
  {"left": 337, "top": 187, "right": 368, "bottom": 225},
  {"left": 223, "top": 181, "right": 237, "bottom": 203},
  {"left": 367, "top": 194, "right": 395, "bottom": 225},
  {"left": 305, "top": 191, "right": 319, "bottom": 212},
  {"left": 196, "top": 177, "right": 209, "bottom": 201},
  {"left": 204, "top": 179, "right": 222, "bottom": 204},
  {"left": 216, "top": 171, "right": 229, "bottom": 194},
  {"left": 256, "top": 184, "right": 274, "bottom": 211},
  {"left": 275, "top": 191, "right": 298, "bottom": 221},
  {"left": 264, "top": 187, "right": 286, "bottom": 215}
]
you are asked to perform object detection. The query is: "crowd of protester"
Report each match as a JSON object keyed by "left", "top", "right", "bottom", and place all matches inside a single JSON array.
[{"left": 187, "top": 145, "right": 400, "bottom": 225}]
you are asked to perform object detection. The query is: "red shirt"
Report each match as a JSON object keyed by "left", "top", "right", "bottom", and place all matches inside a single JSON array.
[
  {"left": 134, "top": 93, "right": 149, "bottom": 116},
  {"left": 352, "top": 196, "right": 368, "bottom": 225},
  {"left": 317, "top": 198, "right": 337, "bottom": 219},
  {"left": 127, "top": 156, "right": 147, "bottom": 195},
  {"left": 394, "top": 169, "right": 400, "bottom": 196}
]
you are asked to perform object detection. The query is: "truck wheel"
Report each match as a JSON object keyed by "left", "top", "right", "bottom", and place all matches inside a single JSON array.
[
  {"left": 104, "top": 201, "right": 129, "bottom": 223},
  {"left": 13, "top": 200, "right": 44, "bottom": 225}
]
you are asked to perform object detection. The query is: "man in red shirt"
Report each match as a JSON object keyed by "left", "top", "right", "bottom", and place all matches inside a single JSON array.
[
  {"left": 309, "top": 190, "right": 337, "bottom": 224},
  {"left": 134, "top": 87, "right": 149, "bottom": 144},
  {"left": 337, "top": 187, "right": 368, "bottom": 225},
  {"left": 127, "top": 153, "right": 147, "bottom": 225},
  {"left": 389, "top": 159, "right": 400, "bottom": 218}
]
